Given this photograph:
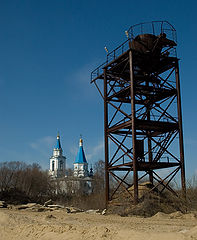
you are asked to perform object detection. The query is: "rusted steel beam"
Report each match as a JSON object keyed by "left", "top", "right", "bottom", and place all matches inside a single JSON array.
[
  {"left": 153, "top": 102, "right": 178, "bottom": 123},
  {"left": 104, "top": 68, "right": 109, "bottom": 207},
  {"left": 160, "top": 67, "right": 175, "bottom": 87},
  {"left": 109, "top": 134, "right": 133, "bottom": 161},
  {"left": 91, "top": 74, "right": 104, "bottom": 83},
  {"left": 107, "top": 78, "right": 118, "bottom": 96},
  {"left": 108, "top": 162, "right": 133, "bottom": 169},
  {"left": 129, "top": 49, "right": 138, "bottom": 204},
  {"left": 108, "top": 85, "right": 177, "bottom": 104},
  {"left": 108, "top": 101, "right": 132, "bottom": 120},
  {"left": 157, "top": 95, "right": 177, "bottom": 121},
  {"left": 108, "top": 86, "right": 130, "bottom": 100},
  {"left": 109, "top": 151, "right": 128, "bottom": 166},
  {"left": 112, "top": 130, "right": 146, "bottom": 136},
  {"left": 139, "top": 162, "right": 179, "bottom": 170},
  {"left": 175, "top": 60, "right": 186, "bottom": 198},
  {"left": 105, "top": 49, "right": 130, "bottom": 68},
  {"left": 108, "top": 118, "right": 178, "bottom": 133},
  {"left": 109, "top": 129, "right": 131, "bottom": 166},
  {"left": 160, "top": 167, "right": 180, "bottom": 194},
  {"left": 136, "top": 119, "right": 179, "bottom": 132},
  {"left": 108, "top": 102, "right": 123, "bottom": 127},
  {"left": 108, "top": 167, "right": 132, "bottom": 171},
  {"left": 146, "top": 79, "right": 153, "bottom": 184},
  {"left": 110, "top": 170, "right": 132, "bottom": 199},
  {"left": 151, "top": 169, "right": 179, "bottom": 196},
  {"left": 153, "top": 131, "right": 174, "bottom": 162},
  {"left": 110, "top": 171, "right": 134, "bottom": 200},
  {"left": 108, "top": 162, "right": 179, "bottom": 171},
  {"left": 94, "top": 81, "right": 104, "bottom": 99},
  {"left": 140, "top": 168, "right": 180, "bottom": 199},
  {"left": 150, "top": 136, "right": 180, "bottom": 162}
]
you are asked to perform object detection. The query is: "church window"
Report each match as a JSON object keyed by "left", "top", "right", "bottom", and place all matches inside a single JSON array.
[
  {"left": 52, "top": 161, "right": 55, "bottom": 171},
  {"left": 60, "top": 160, "right": 63, "bottom": 170}
]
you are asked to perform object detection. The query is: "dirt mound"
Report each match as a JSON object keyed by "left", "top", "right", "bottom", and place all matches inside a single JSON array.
[
  {"left": 128, "top": 182, "right": 156, "bottom": 198},
  {"left": 169, "top": 211, "right": 183, "bottom": 219},
  {"left": 151, "top": 212, "right": 170, "bottom": 219},
  {"left": 107, "top": 181, "right": 186, "bottom": 217},
  {"left": 107, "top": 194, "right": 179, "bottom": 217},
  {"left": 182, "top": 212, "right": 197, "bottom": 220}
]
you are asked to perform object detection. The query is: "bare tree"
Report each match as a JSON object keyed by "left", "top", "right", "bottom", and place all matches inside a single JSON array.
[
  {"left": 93, "top": 160, "right": 105, "bottom": 193},
  {"left": 0, "top": 161, "right": 54, "bottom": 203}
]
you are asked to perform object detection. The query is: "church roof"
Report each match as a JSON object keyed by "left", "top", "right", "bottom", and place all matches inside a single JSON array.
[
  {"left": 74, "top": 138, "right": 87, "bottom": 164},
  {"left": 55, "top": 133, "right": 61, "bottom": 149}
]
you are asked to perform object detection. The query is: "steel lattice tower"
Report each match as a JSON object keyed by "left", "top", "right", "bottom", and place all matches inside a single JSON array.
[{"left": 91, "top": 21, "right": 186, "bottom": 205}]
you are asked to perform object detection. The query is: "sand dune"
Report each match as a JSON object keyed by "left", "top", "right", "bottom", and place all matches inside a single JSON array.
[{"left": 0, "top": 208, "right": 197, "bottom": 240}]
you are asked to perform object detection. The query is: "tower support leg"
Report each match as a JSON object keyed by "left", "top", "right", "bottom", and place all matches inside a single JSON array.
[
  {"left": 148, "top": 137, "right": 153, "bottom": 184},
  {"left": 104, "top": 68, "right": 109, "bottom": 207},
  {"left": 175, "top": 60, "right": 186, "bottom": 198},
  {"left": 146, "top": 81, "right": 153, "bottom": 185},
  {"left": 129, "top": 50, "right": 138, "bottom": 204}
]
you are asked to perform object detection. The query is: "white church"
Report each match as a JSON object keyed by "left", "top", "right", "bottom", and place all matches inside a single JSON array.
[{"left": 49, "top": 133, "right": 93, "bottom": 194}]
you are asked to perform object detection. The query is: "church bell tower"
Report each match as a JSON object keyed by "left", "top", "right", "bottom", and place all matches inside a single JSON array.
[
  {"left": 49, "top": 133, "right": 66, "bottom": 178},
  {"left": 74, "top": 137, "right": 89, "bottom": 178}
]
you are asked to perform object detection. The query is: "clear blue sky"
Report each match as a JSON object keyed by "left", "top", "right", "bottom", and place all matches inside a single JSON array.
[{"left": 0, "top": 0, "right": 196, "bottom": 178}]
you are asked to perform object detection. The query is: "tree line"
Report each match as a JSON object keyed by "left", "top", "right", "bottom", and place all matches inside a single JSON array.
[
  {"left": 0, "top": 161, "right": 53, "bottom": 203},
  {"left": 0, "top": 160, "right": 105, "bottom": 208}
]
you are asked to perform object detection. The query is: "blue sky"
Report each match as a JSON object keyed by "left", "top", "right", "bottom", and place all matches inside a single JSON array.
[{"left": 0, "top": 0, "right": 196, "bottom": 178}]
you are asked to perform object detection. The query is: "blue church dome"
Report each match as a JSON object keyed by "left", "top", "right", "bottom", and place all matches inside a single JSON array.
[
  {"left": 55, "top": 133, "right": 61, "bottom": 149},
  {"left": 74, "top": 138, "right": 87, "bottom": 164}
]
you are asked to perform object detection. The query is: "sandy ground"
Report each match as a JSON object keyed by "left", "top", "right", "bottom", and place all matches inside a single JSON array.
[{"left": 1, "top": 208, "right": 197, "bottom": 240}]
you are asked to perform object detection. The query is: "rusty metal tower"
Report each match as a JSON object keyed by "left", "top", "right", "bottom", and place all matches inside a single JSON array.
[{"left": 91, "top": 21, "right": 186, "bottom": 205}]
